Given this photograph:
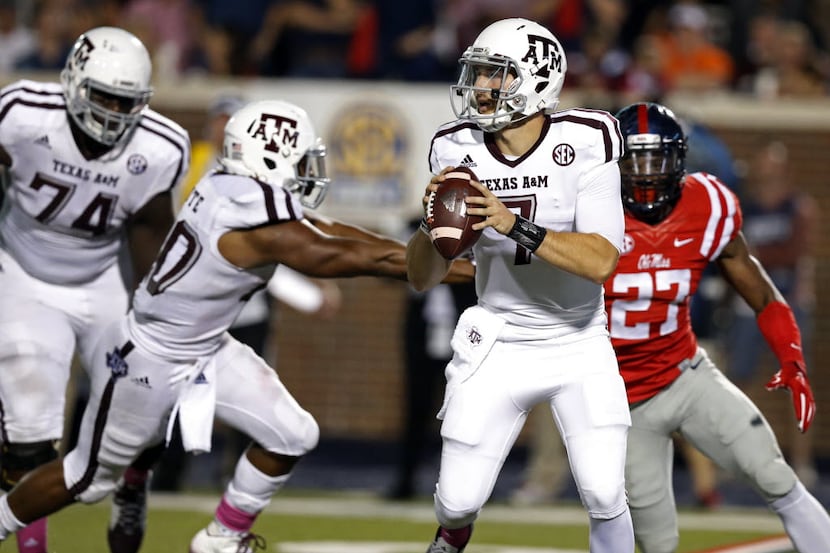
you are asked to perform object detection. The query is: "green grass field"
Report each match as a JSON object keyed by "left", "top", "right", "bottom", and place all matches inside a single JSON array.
[{"left": 31, "top": 491, "right": 792, "bottom": 553}]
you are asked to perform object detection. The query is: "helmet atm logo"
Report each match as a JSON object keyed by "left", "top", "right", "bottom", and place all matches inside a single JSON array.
[
  {"left": 522, "top": 33, "right": 564, "bottom": 76},
  {"left": 247, "top": 114, "right": 299, "bottom": 157},
  {"left": 71, "top": 36, "right": 94, "bottom": 71}
]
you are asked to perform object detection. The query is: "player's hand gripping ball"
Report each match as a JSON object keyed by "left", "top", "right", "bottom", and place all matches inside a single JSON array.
[{"left": 426, "top": 167, "right": 484, "bottom": 259}]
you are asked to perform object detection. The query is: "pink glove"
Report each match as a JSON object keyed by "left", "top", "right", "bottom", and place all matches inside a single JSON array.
[{"left": 765, "top": 361, "right": 815, "bottom": 433}]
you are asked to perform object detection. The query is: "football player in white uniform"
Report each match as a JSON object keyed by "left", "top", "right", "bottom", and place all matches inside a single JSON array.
[
  {"left": 407, "top": 18, "right": 634, "bottom": 553},
  {"left": 0, "top": 99, "right": 474, "bottom": 553},
  {"left": 0, "top": 26, "right": 189, "bottom": 553}
]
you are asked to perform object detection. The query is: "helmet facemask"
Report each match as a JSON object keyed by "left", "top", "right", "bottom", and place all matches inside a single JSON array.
[
  {"left": 451, "top": 55, "right": 528, "bottom": 132},
  {"left": 620, "top": 137, "right": 685, "bottom": 224},
  {"left": 285, "top": 140, "right": 330, "bottom": 209},
  {"left": 67, "top": 79, "right": 151, "bottom": 147}
]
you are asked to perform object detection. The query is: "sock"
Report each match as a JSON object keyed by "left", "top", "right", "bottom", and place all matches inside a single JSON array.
[
  {"left": 215, "top": 454, "right": 291, "bottom": 534},
  {"left": 214, "top": 496, "right": 257, "bottom": 535},
  {"left": 0, "top": 495, "right": 26, "bottom": 541},
  {"left": 122, "top": 467, "right": 150, "bottom": 488},
  {"left": 589, "top": 508, "right": 635, "bottom": 553},
  {"left": 15, "top": 518, "right": 46, "bottom": 553},
  {"left": 439, "top": 525, "right": 472, "bottom": 549},
  {"left": 770, "top": 481, "right": 830, "bottom": 553}
]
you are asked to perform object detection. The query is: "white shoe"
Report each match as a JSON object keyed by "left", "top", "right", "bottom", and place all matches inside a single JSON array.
[{"left": 189, "top": 521, "right": 266, "bottom": 553}]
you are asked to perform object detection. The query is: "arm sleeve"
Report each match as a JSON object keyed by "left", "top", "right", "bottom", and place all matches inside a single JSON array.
[
  {"left": 267, "top": 265, "right": 325, "bottom": 313},
  {"left": 575, "top": 160, "right": 624, "bottom": 251}
]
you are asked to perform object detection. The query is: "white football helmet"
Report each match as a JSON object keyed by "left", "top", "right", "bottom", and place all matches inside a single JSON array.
[
  {"left": 220, "top": 100, "right": 330, "bottom": 208},
  {"left": 61, "top": 27, "right": 153, "bottom": 147},
  {"left": 451, "top": 18, "right": 567, "bottom": 132}
]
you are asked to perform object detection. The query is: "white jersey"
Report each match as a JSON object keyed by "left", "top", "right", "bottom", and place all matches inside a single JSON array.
[
  {"left": 429, "top": 109, "right": 624, "bottom": 333},
  {"left": 129, "top": 171, "right": 305, "bottom": 359},
  {"left": 0, "top": 79, "right": 190, "bottom": 285}
]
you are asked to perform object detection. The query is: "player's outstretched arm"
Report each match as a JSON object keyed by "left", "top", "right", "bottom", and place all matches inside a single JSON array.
[
  {"left": 305, "top": 213, "right": 474, "bottom": 285},
  {"left": 406, "top": 227, "right": 455, "bottom": 291},
  {"left": 717, "top": 232, "right": 815, "bottom": 432},
  {"left": 219, "top": 218, "right": 409, "bottom": 280},
  {"left": 304, "top": 212, "right": 390, "bottom": 242}
]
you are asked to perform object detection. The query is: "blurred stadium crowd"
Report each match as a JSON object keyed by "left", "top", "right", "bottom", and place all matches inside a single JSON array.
[{"left": 1, "top": 0, "right": 828, "bottom": 107}]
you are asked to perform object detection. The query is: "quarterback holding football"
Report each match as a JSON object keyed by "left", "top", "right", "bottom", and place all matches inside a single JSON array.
[{"left": 407, "top": 17, "right": 634, "bottom": 553}]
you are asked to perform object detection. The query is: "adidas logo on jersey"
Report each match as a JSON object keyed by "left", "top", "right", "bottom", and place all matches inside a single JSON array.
[
  {"left": 34, "top": 135, "right": 50, "bottom": 148},
  {"left": 131, "top": 375, "right": 152, "bottom": 389},
  {"left": 194, "top": 371, "right": 208, "bottom": 384},
  {"left": 459, "top": 154, "right": 477, "bottom": 168}
]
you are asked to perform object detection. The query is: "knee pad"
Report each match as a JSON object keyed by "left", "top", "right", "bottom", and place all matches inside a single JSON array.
[
  {"left": 0, "top": 440, "right": 58, "bottom": 490},
  {"left": 258, "top": 409, "right": 319, "bottom": 457},
  {"left": 582, "top": 483, "right": 629, "bottom": 520},
  {"left": 294, "top": 412, "right": 320, "bottom": 455},
  {"left": 730, "top": 423, "right": 797, "bottom": 501},
  {"left": 0, "top": 346, "right": 69, "bottom": 443},
  {"left": 75, "top": 478, "right": 118, "bottom": 504},
  {"left": 62, "top": 448, "right": 120, "bottom": 505},
  {"left": 434, "top": 491, "right": 480, "bottom": 529},
  {"left": 753, "top": 456, "right": 798, "bottom": 501}
]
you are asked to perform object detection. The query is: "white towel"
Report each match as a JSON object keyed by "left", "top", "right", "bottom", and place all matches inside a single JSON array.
[
  {"left": 166, "top": 358, "right": 216, "bottom": 454},
  {"left": 437, "top": 305, "right": 504, "bottom": 419}
]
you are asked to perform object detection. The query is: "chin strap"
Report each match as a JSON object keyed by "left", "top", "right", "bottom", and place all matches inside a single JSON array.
[{"left": 758, "top": 301, "right": 815, "bottom": 433}]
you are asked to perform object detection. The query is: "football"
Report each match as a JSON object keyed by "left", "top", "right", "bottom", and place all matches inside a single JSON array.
[{"left": 426, "top": 166, "right": 484, "bottom": 260}]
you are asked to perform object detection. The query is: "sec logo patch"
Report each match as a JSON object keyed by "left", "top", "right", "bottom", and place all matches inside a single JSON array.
[{"left": 552, "top": 143, "right": 575, "bottom": 166}]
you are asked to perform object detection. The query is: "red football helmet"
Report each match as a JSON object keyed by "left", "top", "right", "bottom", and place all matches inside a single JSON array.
[{"left": 615, "top": 102, "right": 687, "bottom": 224}]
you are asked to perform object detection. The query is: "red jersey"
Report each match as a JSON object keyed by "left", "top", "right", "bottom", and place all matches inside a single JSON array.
[{"left": 604, "top": 172, "right": 742, "bottom": 403}]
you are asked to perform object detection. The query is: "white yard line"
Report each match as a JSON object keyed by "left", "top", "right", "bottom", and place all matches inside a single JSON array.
[{"left": 148, "top": 493, "right": 783, "bottom": 534}]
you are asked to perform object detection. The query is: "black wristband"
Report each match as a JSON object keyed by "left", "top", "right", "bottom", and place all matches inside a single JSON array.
[
  {"left": 507, "top": 215, "right": 547, "bottom": 252},
  {"left": 419, "top": 216, "right": 430, "bottom": 236}
]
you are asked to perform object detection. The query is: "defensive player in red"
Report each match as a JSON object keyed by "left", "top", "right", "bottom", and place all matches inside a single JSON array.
[{"left": 606, "top": 102, "right": 830, "bottom": 553}]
